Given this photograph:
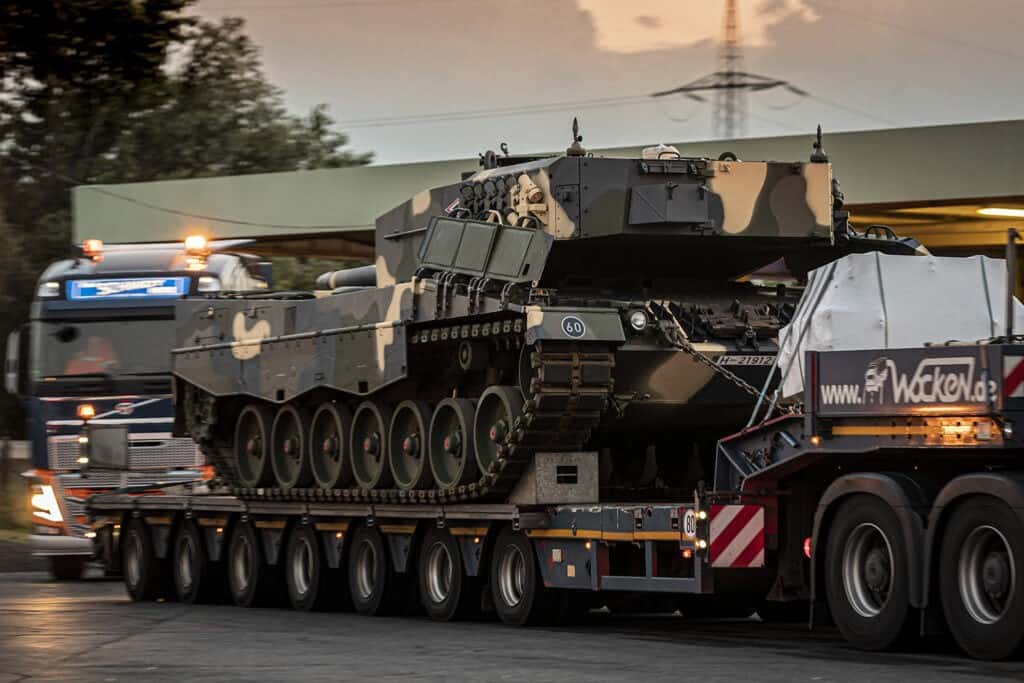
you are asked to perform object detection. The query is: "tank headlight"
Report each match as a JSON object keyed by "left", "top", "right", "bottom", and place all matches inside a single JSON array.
[
  {"left": 197, "top": 276, "right": 221, "bottom": 292},
  {"left": 628, "top": 309, "right": 649, "bottom": 331},
  {"left": 1004, "top": 421, "right": 1014, "bottom": 439},
  {"left": 37, "top": 281, "right": 60, "bottom": 298}
]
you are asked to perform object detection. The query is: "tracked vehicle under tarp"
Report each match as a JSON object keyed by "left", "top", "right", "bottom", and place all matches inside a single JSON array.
[{"left": 173, "top": 124, "right": 922, "bottom": 503}]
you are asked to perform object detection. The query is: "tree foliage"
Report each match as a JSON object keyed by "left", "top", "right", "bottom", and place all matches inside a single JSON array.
[{"left": 0, "top": 3, "right": 370, "bottom": 436}]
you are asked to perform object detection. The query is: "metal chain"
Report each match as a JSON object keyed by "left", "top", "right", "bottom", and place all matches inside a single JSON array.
[{"left": 652, "top": 303, "right": 766, "bottom": 402}]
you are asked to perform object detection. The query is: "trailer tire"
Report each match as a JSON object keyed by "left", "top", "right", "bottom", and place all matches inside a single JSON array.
[
  {"left": 348, "top": 525, "right": 406, "bottom": 616},
  {"left": 285, "top": 525, "right": 336, "bottom": 611},
  {"left": 490, "top": 526, "right": 556, "bottom": 626},
  {"left": 123, "top": 518, "right": 170, "bottom": 602},
  {"left": 825, "top": 495, "right": 915, "bottom": 651},
  {"left": 939, "top": 496, "right": 1024, "bottom": 660},
  {"left": 173, "top": 520, "right": 224, "bottom": 604},
  {"left": 227, "top": 522, "right": 281, "bottom": 608},
  {"left": 418, "top": 527, "right": 480, "bottom": 621},
  {"left": 49, "top": 556, "right": 86, "bottom": 581}
]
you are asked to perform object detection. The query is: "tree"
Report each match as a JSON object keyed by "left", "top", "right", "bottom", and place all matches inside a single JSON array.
[{"left": 0, "top": 6, "right": 370, "bottom": 436}]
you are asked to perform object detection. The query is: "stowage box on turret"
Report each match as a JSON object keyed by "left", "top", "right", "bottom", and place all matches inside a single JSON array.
[{"left": 173, "top": 126, "right": 922, "bottom": 503}]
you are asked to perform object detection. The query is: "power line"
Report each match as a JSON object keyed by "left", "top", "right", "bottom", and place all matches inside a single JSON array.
[
  {"left": 340, "top": 95, "right": 653, "bottom": 128},
  {"left": 813, "top": 0, "right": 1024, "bottom": 62}
]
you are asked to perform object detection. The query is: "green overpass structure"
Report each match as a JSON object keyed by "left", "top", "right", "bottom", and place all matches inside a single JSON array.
[{"left": 73, "top": 119, "right": 1024, "bottom": 258}]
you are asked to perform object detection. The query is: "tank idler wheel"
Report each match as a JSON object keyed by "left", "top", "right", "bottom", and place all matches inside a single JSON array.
[
  {"left": 350, "top": 401, "right": 395, "bottom": 490},
  {"left": 473, "top": 385, "right": 524, "bottom": 475},
  {"left": 825, "top": 494, "right": 915, "bottom": 651},
  {"left": 418, "top": 527, "right": 481, "bottom": 621},
  {"left": 940, "top": 496, "right": 1024, "bottom": 660},
  {"left": 271, "top": 404, "right": 313, "bottom": 490},
  {"left": 123, "top": 518, "right": 172, "bottom": 602},
  {"left": 309, "top": 402, "right": 353, "bottom": 489},
  {"left": 173, "top": 519, "right": 226, "bottom": 604},
  {"left": 428, "top": 398, "right": 479, "bottom": 490},
  {"left": 388, "top": 400, "right": 434, "bottom": 491},
  {"left": 234, "top": 404, "right": 275, "bottom": 488},
  {"left": 348, "top": 524, "right": 409, "bottom": 616},
  {"left": 490, "top": 525, "right": 560, "bottom": 626},
  {"left": 227, "top": 521, "right": 282, "bottom": 607}
]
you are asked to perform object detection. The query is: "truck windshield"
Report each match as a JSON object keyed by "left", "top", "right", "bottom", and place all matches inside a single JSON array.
[{"left": 30, "top": 318, "right": 175, "bottom": 380}]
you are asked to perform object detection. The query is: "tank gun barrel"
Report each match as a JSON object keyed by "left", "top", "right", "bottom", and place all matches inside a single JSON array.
[{"left": 315, "top": 264, "right": 377, "bottom": 290}]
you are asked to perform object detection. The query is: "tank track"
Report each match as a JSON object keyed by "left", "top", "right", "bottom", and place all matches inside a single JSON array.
[{"left": 226, "top": 339, "right": 615, "bottom": 504}]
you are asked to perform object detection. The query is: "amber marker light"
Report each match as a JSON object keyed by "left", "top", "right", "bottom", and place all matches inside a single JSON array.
[
  {"left": 809, "top": 435, "right": 822, "bottom": 446},
  {"left": 82, "top": 239, "right": 104, "bottom": 260},
  {"left": 77, "top": 403, "right": 96, "bottom": 421}
]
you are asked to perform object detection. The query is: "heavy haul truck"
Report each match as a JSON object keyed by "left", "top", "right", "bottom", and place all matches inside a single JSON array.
[{"left": 85, "top": 128, "right": 1024, "bottom": 660}]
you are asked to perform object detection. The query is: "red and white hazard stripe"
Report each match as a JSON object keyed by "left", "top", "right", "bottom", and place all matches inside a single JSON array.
[
  {"left": 709, "top": 504, "right": 765, "bottom": 568},
  {"left": 1004, "top": 355, "right": 1024, "bottom": 399}
]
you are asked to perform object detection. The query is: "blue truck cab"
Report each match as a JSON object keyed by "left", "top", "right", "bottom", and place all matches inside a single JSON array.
[{"left": 4, "top": 237, "right": 270, "bottom": 578}]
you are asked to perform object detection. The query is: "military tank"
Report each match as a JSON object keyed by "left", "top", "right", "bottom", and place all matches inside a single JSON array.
[{"left": 173, "top": 123, "right": 923, "bottom": 503}]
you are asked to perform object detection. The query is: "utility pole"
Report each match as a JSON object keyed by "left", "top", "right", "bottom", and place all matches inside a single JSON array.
[{"left": 651, "top": 0, "right": 804, "bottom": 138}]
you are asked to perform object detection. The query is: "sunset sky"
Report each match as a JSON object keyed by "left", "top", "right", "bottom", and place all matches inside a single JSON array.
[{"left": 195, "top": 0, "right": 1024, "bottom": 163}]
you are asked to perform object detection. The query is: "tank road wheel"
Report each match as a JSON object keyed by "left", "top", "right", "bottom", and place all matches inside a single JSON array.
[
  {"left": 348, "top": 524, "right": 407, "bottom": 615},
  {"left": 309, "top": 402, "right": 353, "bottom": 489},
  {"left": 428, "top": 398, "right": 478, "bottom": 490},
  {"left": 825, "top": 495, "right": 915, "bottom": 651},
  {"left": 270, "top": 405, "right": 313, "bottom": 490},
  {"left": 418, "top": 527, "right": 480, "bottom": 621},
  {"left": 123, "top": 518, "right": 171, "bottom": 602},
  {"left": 939, "top": 497, "right": 1024, "bottom": 660},
  {"left": 227, "top": 521, "right": 281, "bottom": 607},
  {"left": 473, "top": 386, "right": 524, "bottom": 475},
  {"left": 388, "top": 401, "right": 434, "bottom": 491},
  {"left": 350, "top": 402, "right": 395, "bottom": 490},
  {"left": 234, "top": 404, "right": 275, "bottom": 488},
  {"left": 490, "top": 525, "right": 558, "bottom": 626},
  {"left": 173, "top": 520, "right": 225, "bottom": 604}
]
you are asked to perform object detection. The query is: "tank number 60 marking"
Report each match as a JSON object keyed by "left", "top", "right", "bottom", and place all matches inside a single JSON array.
[
  {"left": 683, "top": 510, "right": 698, "bottom": 538},
  {"left": 561, "top": 315, "right": 586, "bottom": 338}
]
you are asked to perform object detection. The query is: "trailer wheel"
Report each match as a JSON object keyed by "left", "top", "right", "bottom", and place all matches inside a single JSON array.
[
  {"left": 825, "top": 495, "right": 914, "bottom": 651},
  {"left": 490, "top": 526, "right": 556, "bottom": 626},
  {"left": 173, "top": 520, "right": 224, "bottom": 604},
  {"left": 227, "top": 521, "right": 280, "bottom": 607},
  {"left": 939, "top": 497, "right": 1024, "bottom": 660},
  {"left": 348, "top": 525, "right": 406, "bottom": 615},
  {"left": 234, "top": 404, "right": 275, "bottom": 488},
  {"left": 418, "top": 527, "right": 480, "bottom": 621},
  {"left": 286, "top": 524, "right": 341, "bottom": 611},
  {"left": 123, "top": 518, "right": 169, "bottom": 601}
]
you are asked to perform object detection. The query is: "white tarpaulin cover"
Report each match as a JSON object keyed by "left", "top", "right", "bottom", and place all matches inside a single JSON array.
[{"left": 778, "top": 253, "right": 1024, "bottom": 397}]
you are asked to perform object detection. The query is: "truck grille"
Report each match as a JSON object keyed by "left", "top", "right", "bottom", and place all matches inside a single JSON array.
[
  {"left": 47, "top": 434, "right": 205, "bottom": 471},
  {"left": 54, "top": 470, "right": 205, "bottom": 537}
]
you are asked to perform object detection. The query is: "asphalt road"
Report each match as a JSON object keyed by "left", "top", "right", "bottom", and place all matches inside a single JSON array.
[{"left": 1, "top": 572, "right": 1023, "bottom": 683}]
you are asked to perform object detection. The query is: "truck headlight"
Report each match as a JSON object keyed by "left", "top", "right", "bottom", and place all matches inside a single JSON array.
[
  {"left": 30, "top": 484, "right": 63, "bottom": 523},
  {"left": 36, "top": 281, "right": 60, "bottom": 298}
]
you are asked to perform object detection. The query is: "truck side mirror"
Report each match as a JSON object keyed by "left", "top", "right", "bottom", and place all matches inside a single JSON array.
[{"left": 4, "top": 325, "right": 28, "bottom": 397}]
